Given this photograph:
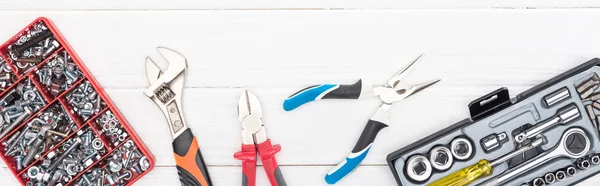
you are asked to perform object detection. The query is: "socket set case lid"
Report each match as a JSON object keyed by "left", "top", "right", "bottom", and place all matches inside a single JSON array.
[
  {"left": 387, "top": 58, "right": 600, "bottom": 186},
  {"left": 0, "top": 17, "right": 155, "bottom": 185}
]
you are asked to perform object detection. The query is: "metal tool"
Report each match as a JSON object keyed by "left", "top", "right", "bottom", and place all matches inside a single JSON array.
[
  {"left": 543, "top": 87, "right": 570, "bottom": 107},
  {"left": 480, "top": 128, "right": 590, "bottom": 186},
  {"left": 514, "top": 104, "right": 580, "bottom": 143},
  {"left": 451, "top": 137, "right": 473, "bottom": 161},
  {"left": 555, "top": 170, "right": 566, "bottom": 181},
  {"left": 577, "top": 159, "right": 591, "bottom": 170},
  {"left": 144, "top": 47, "right": 211, "bottom": 186},
  {"left": 480, "top": 132, "right": 508, "bottom": 153},
  {"left": 427, "top": 137, "right": 543, "bottom": 186},
  {"left": 234, "top": 90, "right": 285, "bottom": 186},
  {"left": 593, "top": 102, "right": 600, "bottom": 110},
  {"left": 566, "top": 166, "right": 577, "bottom": 177},
  {"left": 591, "top": 154, "right": 600, "bottom": 165},
  {"left": 321, "top": 55, "right": 440, "bottom": 184},
  {"left": 532, "top": 177, "right": 545, "bottom": 186},
  {"left": 429, "top": 146, "right": 453, "bottom": 171},
  {"left": 585, "top": 105, "right": 597, "bottom": 130},
  {"left": 543, "top": 173, "right": 555, "bottom": 184},
  {"left": 405, "top": 154, "right": 432, "bottom": 182},
  {"left": 577, "top": 75, "right": 600, "bottom": 99},
  {"left": 283, "top": 54, "right": 439, "bottom": 111}
]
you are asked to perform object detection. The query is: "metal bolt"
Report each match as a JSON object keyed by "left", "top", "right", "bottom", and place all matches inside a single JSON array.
[
  {"left": 82, "top": 150, "right": 98, "bottom": 163},
  {"left": 0, "top": 107, "right": 32, "bottom": 139},
  {"left": 47, "top": 137, "right": 81, "bottom": 171},
  {"left": 41, "top": 40, "right": 60, "bottom": 59},
  {"left": 106, "top": 173, "right": 116, "bottom": 185},
  {"left": 81, "top": 174, "right": 92, "bottom": 185},
  {"left": 15, "top": 155, "right": 24, "bottom": 170},
  {"left": 116, "top": 170, "right": 133, "bottom": 182}
]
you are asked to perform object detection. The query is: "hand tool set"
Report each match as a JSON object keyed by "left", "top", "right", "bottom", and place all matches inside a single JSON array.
[
  {"left": 235, "top": 89, "right": 286, "bottom": 186},
  {"left": 9, "top": 16, "right": 600, "bottom": 186},
  {"left": 0, "top": 18, "right": 154, "bottom": 186},
  {"left": 387, "top": 59, "right": 600, "bottom": 186},
  {"left": 284, "top": 54, "right": 440, "bottom": 184}
]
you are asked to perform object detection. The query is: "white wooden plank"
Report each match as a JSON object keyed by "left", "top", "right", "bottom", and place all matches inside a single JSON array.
[
  {"left": 2, "top": 166, "right": 600, "bottom": 186},
  {"left": 0, "top": 166, "right": 395, "bottom": 186},
  {"left": 0, "top": 0, "right": 599, "bottom": 10},
  {"left": 0, "top": 10, "right": 596, "bottom": 89}
]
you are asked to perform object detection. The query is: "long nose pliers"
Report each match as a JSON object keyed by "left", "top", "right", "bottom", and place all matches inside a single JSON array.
[{"left": 284, "top": 54, "right": 440, "bottom": 184}]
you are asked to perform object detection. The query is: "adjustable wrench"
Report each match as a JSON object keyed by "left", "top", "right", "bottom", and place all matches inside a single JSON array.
[
  {"left": 144, "top": 47, "right": 212, "bottom": 186},
  {"left": 480, "top": 127, "right": 591, "bottom": 186},
  {"left": 514, "top": 104, "right": 580, "bottom": 143}
]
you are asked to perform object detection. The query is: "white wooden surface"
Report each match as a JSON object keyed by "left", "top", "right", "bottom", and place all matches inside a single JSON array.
[{"left": 1, "top": 5, "right": 600, "bottom": 186}]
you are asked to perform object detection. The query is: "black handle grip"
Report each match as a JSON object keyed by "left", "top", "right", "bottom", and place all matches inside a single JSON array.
[
  {"left": 322, "top": 79, "right": 363, "bottom": 99},
  {"left": 352, "top": 119, "right": 388, "bottom": 153},
  {"left": 173, "top": 128, "right": 212, "bottom": 186}
]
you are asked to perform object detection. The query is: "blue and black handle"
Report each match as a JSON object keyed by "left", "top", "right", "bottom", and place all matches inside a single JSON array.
[
  {"left": 325, "top": 114, "right": 389, "bottom": 184},
  {"left": 283, "top": 80, "right": 364, "bottom": 111}
]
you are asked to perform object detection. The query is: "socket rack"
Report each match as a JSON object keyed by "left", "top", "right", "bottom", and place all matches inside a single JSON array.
[{"left": 0, "top": 18, "right": 155, "bottom": 185}]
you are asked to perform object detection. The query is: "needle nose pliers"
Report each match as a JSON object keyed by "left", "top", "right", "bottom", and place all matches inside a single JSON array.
[
  {"left": 284, "top": 54, "right": 440, "bottom": 184},
  {"left": 235, "top": 90, "right": 286, "bottom": 186}
]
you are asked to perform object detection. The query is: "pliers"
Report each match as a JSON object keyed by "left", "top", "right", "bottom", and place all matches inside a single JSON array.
[
  {"left": 235, "top": 90, "right": 286, "bottom": 186},
  {"left": 144, "top": 47, "right": 212, "bottom": 186},
  {"left": 283, "top": 54, "right": 440, "bottom": 184}
]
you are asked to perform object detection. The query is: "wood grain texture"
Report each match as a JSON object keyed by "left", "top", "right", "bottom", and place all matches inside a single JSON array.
[{"left": 0, "top": 10, "right": 600, "bottom": 185}]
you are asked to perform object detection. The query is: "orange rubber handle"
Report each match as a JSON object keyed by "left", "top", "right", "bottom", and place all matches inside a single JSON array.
[{"left": 173, "top": 128, "right": 212, "bottom": 186}]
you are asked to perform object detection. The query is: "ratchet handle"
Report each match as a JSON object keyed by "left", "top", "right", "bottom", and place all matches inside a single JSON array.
[
  {"left": 257, "top": 139, "right": 286, "bottom": 186},
  {"left": 428, "top": 159, "right": 492, "bottom": 186},
  {"left": 234, "top": 144, "right": 258, "bottom": 186},
  {"left": 173, "top": 128, "right": 212, "bottom": 186},
  {"left": 283, "top": 80, "right": 363, "bottom": 111},
  {"left": 325, "top": 119, "right": 388, "bottom": 184}
]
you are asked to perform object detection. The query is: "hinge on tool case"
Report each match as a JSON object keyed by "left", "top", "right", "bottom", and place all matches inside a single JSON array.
[{"left": 469, "top": 87, "right": 513, "bottom": 121}]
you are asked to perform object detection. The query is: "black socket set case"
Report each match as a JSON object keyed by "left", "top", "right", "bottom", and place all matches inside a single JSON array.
[{"left": 387, "top": 58, "right": 600, "bottom": 186}]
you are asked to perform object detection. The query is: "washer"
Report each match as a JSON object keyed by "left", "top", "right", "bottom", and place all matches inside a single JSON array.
[
  {"left": 451, "top": 137, "right": 473, "bottom": 161},
  {"left": 405, "top": 154, "right": 432, "bottom": 182},
  {"left": 140, "top": 156, "right": 150, "bottom": 171},
  {"left": 92, "top": 138, "right": 104, "bottom": 150},
  {"left": 428, "top": 146, "right": 453, "bottom": 171},
  {"left": 27, "top": 166, "right": 39, "bottom": 179}
]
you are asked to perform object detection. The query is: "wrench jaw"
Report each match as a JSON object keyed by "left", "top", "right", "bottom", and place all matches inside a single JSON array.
[
  {"left": 150, "top": 77, "right": 188, "bottom": 139},
  {"left": 144, "top": 47, "right": 189, "bottom": 139}
]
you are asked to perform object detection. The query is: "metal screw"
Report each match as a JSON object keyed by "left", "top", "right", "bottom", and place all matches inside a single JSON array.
[
  {"left": 116, "top": 170, "right": 132, "bottom": 182},
  {"left": 15, "top": 155, "right": 24, "bottom": 170}
]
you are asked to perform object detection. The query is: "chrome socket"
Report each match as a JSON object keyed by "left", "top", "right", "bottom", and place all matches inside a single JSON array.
[
  {"left": 429, "top": 146, "right": 453, "bottom": 171},
  {"left": 405, "top": 154, "right": 432, "bottom": 182},
  {"left": 450, "top": 137, "right": 473, "bottom": 161}
]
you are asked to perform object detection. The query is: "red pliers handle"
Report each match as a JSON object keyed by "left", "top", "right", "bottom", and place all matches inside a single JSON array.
[{"left": 235, "top": 139, "right": 285, "bottom": 186}]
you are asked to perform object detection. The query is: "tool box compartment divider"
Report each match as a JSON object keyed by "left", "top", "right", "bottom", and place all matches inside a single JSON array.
[
  {"left": 387, "top": 58, "right": 600, "bottom": 186},
  {"left": 0, "top": 17, "right": 154, "bottom": 186}
]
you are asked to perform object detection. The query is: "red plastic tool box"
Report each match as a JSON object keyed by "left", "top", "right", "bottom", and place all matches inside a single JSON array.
[{"left": 0, "top": 17, "right": 154, "bottom": 185}]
